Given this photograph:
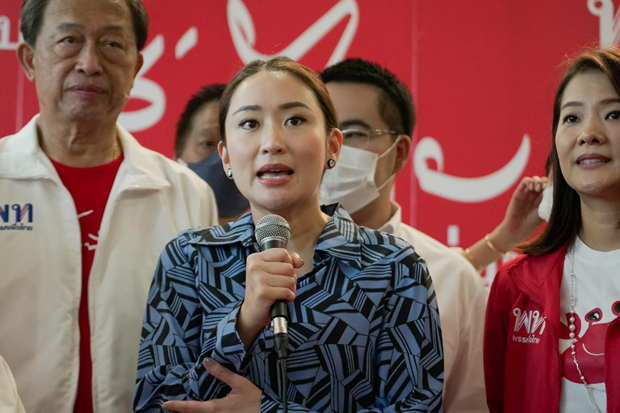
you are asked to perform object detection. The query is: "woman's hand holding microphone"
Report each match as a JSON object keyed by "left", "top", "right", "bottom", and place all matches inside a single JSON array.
[{"left": 237, "top": 249, "right": 304, "bottom": 349}]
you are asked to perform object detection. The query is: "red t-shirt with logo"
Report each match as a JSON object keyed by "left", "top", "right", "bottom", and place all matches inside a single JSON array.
[{"left": 50, "top": 155, "right": 123, "bottom": 413}]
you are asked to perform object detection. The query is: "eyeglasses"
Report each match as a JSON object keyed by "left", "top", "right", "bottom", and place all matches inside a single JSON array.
[{"left": 340, "top": 128, "right": 401, "bottom": 148}]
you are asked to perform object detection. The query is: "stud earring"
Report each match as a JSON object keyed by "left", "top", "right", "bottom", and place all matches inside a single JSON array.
[
  {"left": 327, "top": 159, "right": 336, "bottom": 169},
  {"left": 226, "top": 168, "right": 233, "bottom": 178}
]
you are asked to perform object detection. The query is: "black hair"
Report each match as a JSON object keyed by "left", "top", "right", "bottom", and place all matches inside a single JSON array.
[
  {"left": 175, "top": 83, "right": 227, "bottom": 159},
  {"left": 320, "top": 57, "right": 415, "bottom": 136},
  {"left": 21, "top": 0, "right": 149, "bottom": 51},
  {"left": 521, "top": 48, "right": 620, "bottom": 256}
]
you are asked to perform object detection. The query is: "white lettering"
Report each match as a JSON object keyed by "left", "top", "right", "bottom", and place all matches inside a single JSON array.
[
  {"left": 512, "top": 308, "right": 546, "bottom": 335},
  {"left": 118, "top": 35, "right": 166, "bottom": 132},
  {"left": 227, "top": 0, "right": 359, "bottom": 67},
  {"left": 588, "top": 0, "right": 620, "bottom": 48},
  {"left": 512, "top": 334, "right": 541, "bottom": 344},
  {"left": 413, "top": 135, "right": 531, "bottom": 203},
  {"left": 0, "top": 16, "right": 22, "bottom": 51},
  {"left": 175, "top": 27, "right": 198, "bottom": 59}
]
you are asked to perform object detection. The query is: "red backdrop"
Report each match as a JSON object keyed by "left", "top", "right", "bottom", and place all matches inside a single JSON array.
[{"left": 0, "top": 0, "right": 615, "bottom": 283}]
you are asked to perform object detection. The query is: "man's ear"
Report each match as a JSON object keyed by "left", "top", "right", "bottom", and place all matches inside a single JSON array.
[
  {"left": 217, "top": 140, "right": 229, "bottom": 172},
  {"left": 326, "top": 128, "right": 343, "bottom": 166},
  {"left": 17, "top": 42, "right": 36, "bottom": 81},
  {"left": 133, "top": 53, "right": 144, "bottom": 78},
  {"left": 393, "top": 135, "right": 411, "bottom": 175}
]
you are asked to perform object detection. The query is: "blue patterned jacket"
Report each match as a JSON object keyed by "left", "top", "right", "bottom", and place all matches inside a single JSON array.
[{"left": 133, "top": 205, "right": 444, "bottom": 412}]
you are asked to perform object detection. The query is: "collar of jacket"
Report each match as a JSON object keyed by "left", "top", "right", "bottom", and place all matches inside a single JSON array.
[
  {"left": 503, "top": 242, "right": 570, "bottom": 332},
  {"left": 0, "top": 115, "right": 171, "bottom": 191},
  {"left": 188, "top": 203, "right": 363, "bottom": 270}
]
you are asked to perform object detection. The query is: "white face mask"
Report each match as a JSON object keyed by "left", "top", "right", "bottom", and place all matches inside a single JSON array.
[
  {"left": 320, "top": 138, "right": 399, "bottom": 214},
  {"left": 538, "top": 185, "right": 553, "bottom": 222}
]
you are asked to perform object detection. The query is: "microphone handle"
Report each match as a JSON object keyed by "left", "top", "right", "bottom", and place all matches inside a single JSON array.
[
  {"left": 270, "top": 301, "right": 289, "bottom": 323},
  {"left": 271, "top": 301, "right": 289, "bottom": 360},
  {"left": 259, "top": 236, "right": 290, "bottom": 329}
]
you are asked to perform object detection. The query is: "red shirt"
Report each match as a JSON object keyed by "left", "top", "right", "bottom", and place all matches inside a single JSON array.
[{"left": 51, "top": 155, "right": 123, "bottom": 413}]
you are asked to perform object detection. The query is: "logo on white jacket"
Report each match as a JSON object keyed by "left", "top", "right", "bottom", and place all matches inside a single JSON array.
[
  {"left": 512, "top": 308, "right": 546, "bottom": 344},
  {"left": 0, "top": 203, "right": 34, "bottom": 231}
]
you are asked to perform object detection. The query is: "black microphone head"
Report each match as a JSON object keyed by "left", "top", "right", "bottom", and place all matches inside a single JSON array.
[{"left": 255, "top": 214, "right": 291, "bottom": 250}]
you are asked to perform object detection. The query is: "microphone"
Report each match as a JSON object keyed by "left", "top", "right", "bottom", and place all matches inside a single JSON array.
[{"left": 255, "top": 214, "right": 291, "bottom": 360}]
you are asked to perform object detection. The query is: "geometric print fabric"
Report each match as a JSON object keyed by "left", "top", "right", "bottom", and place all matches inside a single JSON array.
[{"left": 134, "top": 205, "right": 444, "bottom": 412}]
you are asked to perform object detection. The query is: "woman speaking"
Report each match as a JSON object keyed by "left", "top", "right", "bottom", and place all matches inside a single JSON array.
[
  {"left": 484, "top": 48, "right": 620, "bottom": 413},
  {"left": 133, "top": 57, "right": 444, "bottom": 412}
]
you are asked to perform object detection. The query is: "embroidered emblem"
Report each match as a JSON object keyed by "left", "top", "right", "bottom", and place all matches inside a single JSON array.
[{"left": 0, "top": 203, "right": 34, "bottom": 231}]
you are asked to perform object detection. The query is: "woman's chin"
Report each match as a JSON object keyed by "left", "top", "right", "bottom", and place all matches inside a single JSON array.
[
  {"left": 252, "top": 193, "right": 321, "bottom": 216},
  {"left": 573, "top": 180, "right": 620, "bottom": 201}
]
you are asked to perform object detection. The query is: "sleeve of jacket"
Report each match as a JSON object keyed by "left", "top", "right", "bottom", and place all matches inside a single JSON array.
[
  {"left": 483, "top": 268, "right": 512, "bottom": 413},
  {"left": 133, "top": 235, "right": 253, "bottom": 412},
  {"left": 363, "top": 253, "right": 444, "bottom": 412},
  {"left": 366, "top": 257, "right": 443, "bottom": 412},
  {"left": 0, "top": 356, "right": 26, "bottom": 413}
]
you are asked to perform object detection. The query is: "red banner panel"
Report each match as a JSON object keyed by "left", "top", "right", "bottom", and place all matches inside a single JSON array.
[{"left": 1, "top": 0, "right": 616, "bottom": 283}]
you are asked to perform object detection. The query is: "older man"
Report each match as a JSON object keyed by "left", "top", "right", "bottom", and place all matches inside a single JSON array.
[
  {"left": 320, "top": 58, "right": 489, "bottom": 412},
  {"left": 0, "top": 0, "right": 217, "bottom": 412}
]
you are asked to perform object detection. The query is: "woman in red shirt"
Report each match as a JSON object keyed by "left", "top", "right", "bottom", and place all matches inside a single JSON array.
[{"left": 484, "top": 48, "right": 620, "bottom": 413}]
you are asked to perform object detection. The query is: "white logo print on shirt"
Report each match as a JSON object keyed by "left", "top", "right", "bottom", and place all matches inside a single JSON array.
[
  {"left": 77, "top": 210, "right": 98, "bottom": 251},
  {"left": 512, "top": 308, "right": 546, "bottom": 344}
]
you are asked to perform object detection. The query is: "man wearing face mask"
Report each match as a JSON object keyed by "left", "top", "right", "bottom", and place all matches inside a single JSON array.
[
  {"left": 175, "top": 84, "right": 249, "bottom": 225},
  {"left": 320, "top": 58, "right": 489, "bottom": 412}
]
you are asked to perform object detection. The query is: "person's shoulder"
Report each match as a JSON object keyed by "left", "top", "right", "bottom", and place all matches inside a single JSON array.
[
  {"left": 489, "top": 253, "right": 534, "bottom": 297},
  {"left": 132, "top": 143, "right": 204, "bottom": 184},
  {"left": 496, "top": 250, "right": 560, "bottom": 280},
  {"left": 397, "top": 223, "right": 469, "bottom": 262},
  {"left": 121, "top": 130, "right": 213, "bottom": 198},
  {"left": 0, "top": 134, "right": 18, "bottom": 158},
  {"left": 327, "top": 206, "right": 418, "bottom": 263},
  {"left": 159, "top": 154, "right": 210, "bottom": 191},
  {"left": 398, "top": 223, "right": 481, "bottom": 272},
  {"left": 356, "top": 225, "right": 425, "bottom": 269},
  {"left": 160, "top": 226, "right": 218, "bottom": 259},
  {"left": 494, "top": 248, "right": 564, "bottom": 289},
  {"left": 358, "top": 225, "right": 415, "bottom": 252},
  {"left": 0, "top": 116, "right": 38, "bottom": 153},
  {"left": 398, "top": 222, "right": 482, "bottom": 278},
  {"left": 170, "top": 212, "right": 253, "bottom": 253},
  {"left": 0, "top": 132, "right": 17, "bottom": 151}
]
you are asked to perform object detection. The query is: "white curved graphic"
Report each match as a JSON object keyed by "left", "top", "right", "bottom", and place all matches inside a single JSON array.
[
  {"left": 0, "top": 15, "right": 21, "bottom": 51},
  {"left": 588, "top": 0, "right": 620, "bottom": 47},
  {"left": 582, "top": 343, "right": 604, "bottom": 357},
  {"left": 414, "top": 134, "right": 531, "bottom": 203},
  {"left": 227, "top": 0, "right": 359, "bottom": 67},
  {"left": 175, "top": 27, "right": 198, "bottom": 59},
  {"left": 119, "top": 35, "right": 166, "bottom": 132}
]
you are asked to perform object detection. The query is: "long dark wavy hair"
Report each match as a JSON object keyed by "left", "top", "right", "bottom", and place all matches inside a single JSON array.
[{"left": 521, "top": 48, "right": 620, "bottom": 256}]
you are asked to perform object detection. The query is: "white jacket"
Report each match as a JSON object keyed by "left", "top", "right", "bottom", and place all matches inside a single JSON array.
[
  {"left": 0, "top": 116, "right": 218, "bottom": 413},
  {"left": 0, "top": 356, "right": 26, "bottom": 413},
  {"left": 379, "top": 205, "right": 489, "bottom": 413}
]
